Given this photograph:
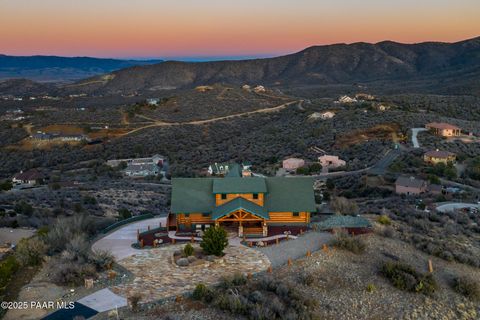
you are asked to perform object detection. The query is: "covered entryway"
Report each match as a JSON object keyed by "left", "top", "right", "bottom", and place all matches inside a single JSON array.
[{"left": 212, "top": 198, "right": 269, "bottom": 236}]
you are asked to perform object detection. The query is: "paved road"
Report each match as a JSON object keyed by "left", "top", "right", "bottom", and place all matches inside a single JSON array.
[
  {"left": 411, "top": 128, "right": 427, "bottom": 148},
  {"left": 368, "top": 149, "right": 402, "bottom": 175},
  {"left": 92, "top": 217, "right": 166, "bottom": 261},
  {"left": 255, "top": 231, "right": 332, "bottom": 268},
  {"left": 436, "top": 202, "right": 480, "bottom": 213}
]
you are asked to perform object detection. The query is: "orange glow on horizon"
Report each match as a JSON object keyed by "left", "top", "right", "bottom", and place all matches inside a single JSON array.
[{"left": 1, "top": 0, "right": 479, "bottom": 58}]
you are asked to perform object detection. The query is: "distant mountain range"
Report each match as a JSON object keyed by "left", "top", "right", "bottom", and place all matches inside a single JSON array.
[
  {"left": 0, "top": 55, "right": 163, "bottom": 82},
  {"left": 62, "top": 36, "right": 480, "bottom": 96},
  {"left": 2, "top": 36, "right": 480, "bottom": 96}
]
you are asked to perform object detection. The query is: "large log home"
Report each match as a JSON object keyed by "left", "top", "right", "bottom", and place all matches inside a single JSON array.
[{"left": 168, "top": 175, "right": 316, "bottom": 237}]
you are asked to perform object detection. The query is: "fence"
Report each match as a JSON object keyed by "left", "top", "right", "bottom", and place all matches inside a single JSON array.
[{"left": 101, "top": 213, "right": 155, "bottom": 234}]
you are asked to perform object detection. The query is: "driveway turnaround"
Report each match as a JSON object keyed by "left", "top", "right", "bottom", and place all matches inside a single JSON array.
[
  {"left": 411, "top": 128, "right": 427, "bottom": 148},
  {"left": 436, "top": 202, "right": 480, "bottom": 213},
  {"left": 92, "top": 217, "right": 166, "bottom": 261}
]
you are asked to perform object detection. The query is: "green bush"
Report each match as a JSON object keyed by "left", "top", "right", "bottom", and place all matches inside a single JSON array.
[
  {"left": 452, "top": 276, "right": 480, "bottom": 301},
  {"left": 366, "top": 283, "right": 376, "bottom": 293},
  {"left": 377, "top": 215, "right": 392, "bottom": 225},
  {"left": 0, "top": 255, "right": 20, "bottom": 289},
  {"left": 192, "top": 283, "right": 214, "bottom": 302},
  {"left": 381, "top": 262, "right": 437, "bottom": 295},
  {"left": 183, "top": 243, "right": 194, "bottom": 257},
  {"left": 118, "top": 208, "right": 132, "bottom": 220},
  {"left": 200, "top": 226, "right": 228, "bottom": 256},
  {"left": 330, "top": 232, "right": 366, "bottom": 254},
  {"left": 15, "top": 237, "right": 47, "bottom": 266}
]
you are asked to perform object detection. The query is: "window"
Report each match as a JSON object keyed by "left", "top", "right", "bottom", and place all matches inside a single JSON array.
[
  {"left": 253, "top": 193, "right": 259, "bottom": 199},
  {"left": 202, "top": 213, "right": 210, "bottom": 218},
  {"left": 184, "top": 213, "right": 190, "bottom": 218},
  {"left": 292, "top": 212, "right": 300, "bottom": 217},
  {"left": 221, "top": 194, "right": 227, "bottom": 200}
]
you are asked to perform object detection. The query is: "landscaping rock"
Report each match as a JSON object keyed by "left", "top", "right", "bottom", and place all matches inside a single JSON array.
[
  {"left": 176, "top": 258, "right": 190, "bottom": 266},
  {"left": 187, "top": 256, "right": 196, "bottom": 263},
  {"left": 205, "top": 255, "right": 216, "bottom": 262}
]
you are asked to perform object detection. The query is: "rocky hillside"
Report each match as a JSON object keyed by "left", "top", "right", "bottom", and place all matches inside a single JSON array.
[{"left": 65, "top": 37, "right": 480, "bottom": 95}]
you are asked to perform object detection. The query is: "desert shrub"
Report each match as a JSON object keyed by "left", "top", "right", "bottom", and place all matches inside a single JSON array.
[
  {"left": 220, "top": 272, "right": 247, "bottom": 289},
  {"left": 183, "top": 243, "right": 194, "bottom": 257},
  {"left": 14, "top": 201, "right": 34, "bottom": 216},
  {"left": 451, "top": 276, "right": 480, "bottom": 301},
  {"left": 298, "top": 269, "right": 316, "bottom": 286},
  {"left": 377, "top": 215, "right": 392, "bottom": 225},
  {"left": 49, "top": 260, "right": 96, "bottom": 286},
  {"left": 46, "top": 215, "right": 96, "bottom": 253},
  {"left": 0, "top": 255, "right": 20, "bottom": 289},
  {"left": 118, "top": 208, "right": 132, "bottom": 220},
  {"left": 15, "top": 237, "right": 47, "bottom": 266},
  {"left": 366, "top": 283, "right": 376, "bottom": 293},
  {"left": 128, "top": 292, "right": 143, "bottom": 312},
  {"left": 381, "top": 262, "right": 437, "bottom": 295},
  {"left": 331, "top": 196, "right": 358, "bottom": 214},
  {"left": 89, "top": 250, "right": 114, "bottom": 270},
  {"left": 330, "top": 232, "right": 366, "bottom": 254},
  {"left": 200, "top": 226, "right": 228, "bottom": 256},
  {"left": 192, "top": 283, "right": 214, "bottom": 302}
]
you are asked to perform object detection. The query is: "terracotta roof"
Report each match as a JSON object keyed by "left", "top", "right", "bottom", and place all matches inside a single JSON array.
[
  {"left": 426, "top": 122, "right": 460, "bottom": 130},
  {"left": 395, "top": 176, "right": 427, "bottom": 189},
  {"left": 424, "top": 150, "right": 455, "bottom": 158}
]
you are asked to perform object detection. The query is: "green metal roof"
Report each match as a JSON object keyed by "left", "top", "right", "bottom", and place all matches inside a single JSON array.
[
  {"left": 212, "top": 197, "right": 269, "bottom": 220},
  {"left": 171, "top": 176, "right": 316, "bottom": 215},
  {"left": 212, "top": 177, "right": 267, "bottom": 194},
  {"left": 264, "top": 177, "right": 316, "bottom": 212},
  {"left": 314, "top": 215, "right": 372, "bottom": 230},
  {"left": 171, "top": 178, "right": 215, "bottom": 213}
]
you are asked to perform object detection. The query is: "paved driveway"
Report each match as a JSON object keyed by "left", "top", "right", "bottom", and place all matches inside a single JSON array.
[
  {"left": 411, "top": 128, "right": 427, "bottom": 148},
  {"left": 255, "top": 231, "right": 333, "bottom": 268},
  {"left": 92, "top": 217, "right": 166, "bottom": 261},
  {"left": 436, "top": 202, "right": 480, "bottom": 213}
]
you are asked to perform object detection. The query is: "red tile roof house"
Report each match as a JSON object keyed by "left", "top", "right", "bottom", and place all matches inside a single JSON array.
[
  {"left": 395, "top": 176, "right": 428, "bottom": 195},
  {"left": 425, "top": 122, "right": 461, "bottom": 137},
  {"left": 12, "top": 169, "right": 45, "bottom": 186}
]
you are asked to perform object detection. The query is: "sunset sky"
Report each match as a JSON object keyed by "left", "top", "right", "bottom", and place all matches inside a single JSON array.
[{"left": 1, "top": 0, "right": 479, "bottom": 59}]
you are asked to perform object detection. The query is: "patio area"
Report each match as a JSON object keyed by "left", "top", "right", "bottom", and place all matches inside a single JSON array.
[{"left": 111, "top": 243, "right": 270, "bottom": 302}]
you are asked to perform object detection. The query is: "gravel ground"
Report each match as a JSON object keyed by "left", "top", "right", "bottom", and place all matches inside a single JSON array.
[{"left": 254, "top": 231, "right": 333, "bottom": 268}]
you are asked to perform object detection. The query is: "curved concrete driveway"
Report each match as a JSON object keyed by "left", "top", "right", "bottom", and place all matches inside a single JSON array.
[
  {"left": 92, "top": 217, "right": 166, "bottom": 261},
  {"left": 411, "top": 128, "right": 427, "bottom": 148},
  {"left": 436, "top": 202, "right": 479, "bottom": 213}
]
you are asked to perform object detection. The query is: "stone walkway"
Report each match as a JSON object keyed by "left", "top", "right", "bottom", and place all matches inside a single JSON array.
[{"left": 111, "top": 244, "right": 270, "bottom": 302}]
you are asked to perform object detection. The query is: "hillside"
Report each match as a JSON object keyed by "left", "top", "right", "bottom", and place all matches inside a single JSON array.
[
  {"left": 0, "top": 55, "right": 163, "bottom": 82},
  {"left": 63, "top": 37, "right": 480, "bottom": 96}
]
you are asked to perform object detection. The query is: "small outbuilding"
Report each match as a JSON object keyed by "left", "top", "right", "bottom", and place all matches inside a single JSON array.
[{"left": 282, "top": 158, "right": 305, "bottom": 171}]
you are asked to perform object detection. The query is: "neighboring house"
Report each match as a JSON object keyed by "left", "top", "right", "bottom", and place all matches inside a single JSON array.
[
  {"left": 425, "top": 122, "right": 461, "bottom": 137},
  {"left": 308, "top": 111, "right": 335, "bottom": 120},
  {"left": 12, "top": 169, "right": 45, "bottom": 186},
  {"left": 59, "top": 134, "right": 88, "bottom": 142},
  {"left": 423, "top": 150, "right": 456, "bottom": 165},
  {"left": 208, "top": 162, "right": 251, "bottom": 176},
  {"left": 124, "top": 163, "right": 160, "bottom": 177},
  {"left": 31, "top": 132, "right": 53, "bottom": 140},
  {"left": 395, "top": 176, "right": 427, "bottom": 195},
  {"left": 146, "top": 98, "right": 160, "bottom": 105},
  {"left": 106, "top": 154, "right": 167, "bottom": 177},
  {"left": 314, "top": 215, "right": 373, "bottom": 235},
  {"left": 318, "top": 155, "right": 346, "bottom": 168},
  {"left": 282, "top": 158, "right": 305, "bottom": 171},
  {"left": 336, "top": 95, "right": 357, "bottom": 104},
  {"left": 169, "top": 175, "right": 316, "bottom": 237},
  {"left": 355, "top": 93, "right": 375, "bottom": 101},
  {"left": 253, "top": 85, "right": 266, "bottom": 93}
]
